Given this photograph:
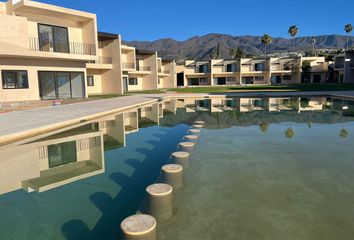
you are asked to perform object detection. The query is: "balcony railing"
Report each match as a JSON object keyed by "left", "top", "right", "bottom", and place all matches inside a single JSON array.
[
  {"left": 96, "top": 56, "right": 112, "bottom": 64},
  {"left": 122, "top": 62, "right": 135, "bottom": 69},
  {"left": 271, "top": 65, "right": 294, "bottom": 71},
  {"left": 29, "top": 37, "right": 96, "bottom": 56},
  {"left": 158, "top": 69, "right": 170, "bottom": 74},
  {"left": 136, "top": 66, "right": 151, "bottom": 71}
]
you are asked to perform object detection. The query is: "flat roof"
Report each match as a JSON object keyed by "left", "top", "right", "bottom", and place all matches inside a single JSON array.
[
  {"left": 98, "top": 32, "right": 119, "bottom": 41},
  {"left": 136, "top": 49, "right": 156, "bottom": 55}
]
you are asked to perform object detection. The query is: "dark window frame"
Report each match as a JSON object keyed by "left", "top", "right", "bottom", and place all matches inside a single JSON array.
[
  {"left": 87, "top": 75, "right": 94, "bottom": 86},
  {"left": 38, "top": 71, "right": 85, "bottom": 100},
  {"left": 38, "top": 23, "right": 70, "bottom": 54},
  {"left": 128, "top": 78, "right": 138, "bottom": 85},
  {"left": 2, "top": 70, "right": 29, "bottom": 89}
]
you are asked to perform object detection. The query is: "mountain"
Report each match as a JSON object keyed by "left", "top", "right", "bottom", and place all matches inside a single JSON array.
[{"left": 123, "top": 34, "right": 354, "bottom": 60}]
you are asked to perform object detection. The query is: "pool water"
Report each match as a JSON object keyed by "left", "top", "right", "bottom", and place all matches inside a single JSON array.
[{"left": 1, "top": 97, "right": 354, "bottom": 240}]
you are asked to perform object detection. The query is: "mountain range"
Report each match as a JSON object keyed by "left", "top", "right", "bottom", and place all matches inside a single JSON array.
[{"left": 123, "top": 34, "right": 354, "bottom": 60}]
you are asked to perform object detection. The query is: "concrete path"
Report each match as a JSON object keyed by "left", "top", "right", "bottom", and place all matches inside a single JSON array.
[{"left": 1, "top": 91, "right": 354, "bottom": 146}]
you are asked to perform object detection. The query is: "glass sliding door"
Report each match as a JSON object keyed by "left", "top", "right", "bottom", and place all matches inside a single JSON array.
[
  {"left": 53, "top": 26, "right": 69, "bottom": 53},
  {"left": 57, "top": 72, "right": 71, "bottom": 99},
  {"left": 48, "top": 141, "right": 77, "bottom": 168},
  {"left": 38, "top": 24, "right": 69, "bottom": 53},
  {"left": 39, "top": 72, "right": 56, "bottom": 100},
  {"left": 38, "top": 24, "right": 53, "bottom": 52},
  {"left": 38, "top": 71, "right": 85, "bottom": 100},
  {"left": 70, "top": 72, "right": 85, "bottom": 98}
]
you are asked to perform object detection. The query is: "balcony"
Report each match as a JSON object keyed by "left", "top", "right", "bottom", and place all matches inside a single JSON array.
[
  {"left": 158, "top": 69, "right": 170, "bottom": 74},
  {"left": 29, "top": 37, "right": 96, "bottom": 56},
  {"left": 136, "top": 66, "right": 151, "bottom": 71},
  {"left": 122, "top": 62, "right": 135, "bottom": 69}
]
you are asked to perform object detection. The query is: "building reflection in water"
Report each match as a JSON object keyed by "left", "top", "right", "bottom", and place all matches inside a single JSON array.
[{"left": 1, "top": 96, "right": 353, "bottom": 196}]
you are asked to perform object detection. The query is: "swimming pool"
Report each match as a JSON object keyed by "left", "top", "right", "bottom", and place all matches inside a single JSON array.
[{"left": 1, "top": 96, "right": 354, "bottom": 240}]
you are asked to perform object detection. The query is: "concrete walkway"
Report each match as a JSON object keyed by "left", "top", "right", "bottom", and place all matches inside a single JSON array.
[{"left": 1, "top": 91, "right": 354, "bottom": 146}]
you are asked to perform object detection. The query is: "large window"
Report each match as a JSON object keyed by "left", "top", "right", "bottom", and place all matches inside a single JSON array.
[
  {"left": 255, "top": 63, "right": 266, "bottom": 71},
  {"left": 226, "top": 64, "right": 237, "bottom": 72},
  {"left": 87, "top": 75, "right": 94, "bottom": 86},
  {"left": 38, "top": 24, "right": 69, "bottom": 53},
  {"left": 254, "top": 76, "right": 264, "bottom": 81},
  {"left": 2, "top": 70, "right": 29, "bottom": 89},
  {"left": 128, "top": 78, "right": 138, "bottom": 85},
  {"left": 198, "top": 64, "right": 209, "bottom": 73},
  {"left": 38, "top": 71, "right": 85, "bottom": 100},
  {"left": 48, "top": 141, "right": 77, "bottom": 168}
]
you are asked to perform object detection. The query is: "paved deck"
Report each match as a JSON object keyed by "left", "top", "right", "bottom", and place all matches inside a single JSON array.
[{"left": 1, "top": 91, "right": 354, "bottom": 146}]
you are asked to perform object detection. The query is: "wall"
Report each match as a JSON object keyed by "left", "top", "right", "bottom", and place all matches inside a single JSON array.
[
  {"left": 0, "top": 58, "right": 87, "bottom": 102},
  {"left": 86, "top": 69, "right": 103, "bottom": 95},
  {"left": 0, "top": 14, "right": 29, "bottom": 56}
]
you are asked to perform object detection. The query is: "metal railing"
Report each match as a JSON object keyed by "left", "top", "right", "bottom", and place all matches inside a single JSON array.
[
  {"left": 136, "top": 66, "right": 151, "bottom": 71},
  {"left": 29, "top": 37, "right": 96, "bottom": 56},
  {"left": 122, "top": 62, "right": 135, "bottom": 69}
]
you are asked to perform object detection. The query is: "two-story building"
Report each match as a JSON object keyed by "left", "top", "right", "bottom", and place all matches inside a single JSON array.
[
  {"left": 0, "top": 0, "right": 98, "bottom": 102},
  {"left": 334, "top": 50, "right": 354, "bottom": 84}
]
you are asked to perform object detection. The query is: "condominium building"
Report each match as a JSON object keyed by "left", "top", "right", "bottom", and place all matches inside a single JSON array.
[
  {"left": 333, "top": 50, "right": 354, "bottom": 83},
  {"left": 176, "top": 56, "right": 330, "bottom": 87},
  {"left": 0, "top": 0, "right": 98, "bottom": 102}
]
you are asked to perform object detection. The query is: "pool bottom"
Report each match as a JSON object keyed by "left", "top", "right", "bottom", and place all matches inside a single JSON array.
[{"left": 158, "top": 123, "right": 354, "bottom": 240}]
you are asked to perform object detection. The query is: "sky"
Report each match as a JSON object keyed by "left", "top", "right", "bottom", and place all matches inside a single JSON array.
[{"left": 3, "top": 0, "right": 354, "bottom": 42}]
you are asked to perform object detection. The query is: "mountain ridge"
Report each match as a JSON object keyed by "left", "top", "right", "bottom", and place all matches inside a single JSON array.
[{"left": 123, "top": 34, "right": 354, "bottom": 60}]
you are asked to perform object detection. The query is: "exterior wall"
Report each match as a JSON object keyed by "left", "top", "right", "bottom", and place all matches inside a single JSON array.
[
  {"left": 0, "top": 58, "right": 87, "bottom": 102},
  {"left": 0, "top": 0, "right": 97, "bottom": 102},
  {"left": 158, "top": 61, "right": 176, "bottom": 89},
  {"left": 86, "top": 69, "right": 103, "bottom": 95}
]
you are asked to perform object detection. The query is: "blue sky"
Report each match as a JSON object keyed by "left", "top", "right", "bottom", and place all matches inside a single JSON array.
[{"left": 3, "top": 0, "right": 354, "bottom": 41}]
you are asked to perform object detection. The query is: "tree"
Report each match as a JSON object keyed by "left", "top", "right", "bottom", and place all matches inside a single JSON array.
[
  {"left": 344, "top": 24, "right": 353, "bottom": 50},
  {"left": 312, "top": 36, "right": 317, "bottom": 56},
  {"left": 285, "top": 128, "right": 295, "bottom": 138},
  {"left": 229, "top": 47, "right": 244, "bottom": 59},
  {"left": 210, "top": 43, "right": 221, "bottom": 59},
  {"left": 261, "top": 34, "right": 272, "bottom": 58},
  {"left": 301, "top": 60, "right": 312, "bottom": 83},
  {"left": 288, "top": 25, "right": 299, "bottom": 52},
  {"left": 210, "top": 48, "right": 218, "bottom": 59},
  {"left": 259, "top": 111, "right": 269, "bottom": 133},
  {"left": 340, "top": 128, "right": 349, "bottom": 138}
]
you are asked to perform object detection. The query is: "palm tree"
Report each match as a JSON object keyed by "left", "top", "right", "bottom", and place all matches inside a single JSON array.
[
  {"left": 344, "top": 24, "right": 353, "bottom": 50},
  {"left": 312, "top": 36, "right": 317, "bottom": 56},
  {"left": 229, "top": 47, "right": 244, "bottom": 59},
  {"left": 285, "top": 115, "right": 295, "bottom": 138},
  {"left": 261, "top": 34, "right": 272, "bottom": 58},
  {"left": 288, "top": 25, "right": 299, "bottom": 52},
  {"left": 259, "top": 111, "right": 269, "bottom": 133}
]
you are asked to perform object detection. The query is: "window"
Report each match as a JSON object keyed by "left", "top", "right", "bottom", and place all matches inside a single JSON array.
[
  {"left": 226, "top": 77, "right": 236, "bottom": 82},
  {"left": 242, "top": 77, "right": 253, "bottom": 84},
  {"left": 254, "top": 76, "right": 264, "bottom": 81},
  {"left": 199, "top": 78, "right": 208, "bottom": 84},
  {"left": 87, "top": 75, "right": 94, "bottom": 86},
  {"left": 255, "top": 63, "right": 266, "bottom": 71},
  {"left": 2, "top": 70, "right": 29, "bottom": 89},
  {"left": 313, "top": 74, "right": 322, "bottom": 83},
  {"left": 48, "top": 141, "right": 77, "bottom": 168},
  {"left": 158, "top": 78, "right": 161, "bottom": 85},
  {"left": 38, "top": 24, "right": 69, "bottom": 53},
  {"left": 198, "top": 64, "right": 209, "bottom": 73},
  {"left": 226, "top": 64, "right": 237, "bottom": 72},
  {"left": 283, "top": 75, "right": 292, "bottom": 81},
  {"left": 38, "top": 71, "right": 85, "bottom": 100},
  {"left": 129, "top": 78, "right": 138, "bottom": 85}
]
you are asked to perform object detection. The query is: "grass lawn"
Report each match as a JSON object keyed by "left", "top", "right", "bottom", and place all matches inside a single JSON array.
[
  {"left": 168, "top": 84, "right": 354, "bottom": 93},
  {"left": 89, "top": 90, "right": 166, "bottom": 99}
]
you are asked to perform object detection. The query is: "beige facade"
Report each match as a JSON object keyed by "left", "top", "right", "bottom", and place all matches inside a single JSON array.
[{"left": 177, "top": 56, "right": 330, "bottom": 87}]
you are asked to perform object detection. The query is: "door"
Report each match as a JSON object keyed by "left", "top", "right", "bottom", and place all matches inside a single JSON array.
[
  {"left": 217, "top": 77, "right": 226, "bottom": 85},
  {"left": 177, "top": 72, "right": 184, "bottom": 87},
  {"left": 39, "top": 72, "right": 56, "bottom": 100},
  {"left": 39, "top": 71, "right": 85, "bottom": 100},
  {"left": 57, "top": 72, "right": 71, "bottom": 99},
  {"left": 48, "top": 141, "right": 77, "bottom": 168},
  {"left": 123, "top": 75, "right": 129, "bottom": 92}
]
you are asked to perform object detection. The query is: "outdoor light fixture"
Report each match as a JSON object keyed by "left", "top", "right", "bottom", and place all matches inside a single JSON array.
[
  {"left": 345, "top": 59, "right": 351, "bottom": 62},
  {"left": 343, "top": 106, "right": 349, "bottom": 110}
]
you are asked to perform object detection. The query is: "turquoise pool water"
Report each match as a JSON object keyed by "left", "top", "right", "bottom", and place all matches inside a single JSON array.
[{"left": 1, "top": 97, "right": 354, "bottom": 240}]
